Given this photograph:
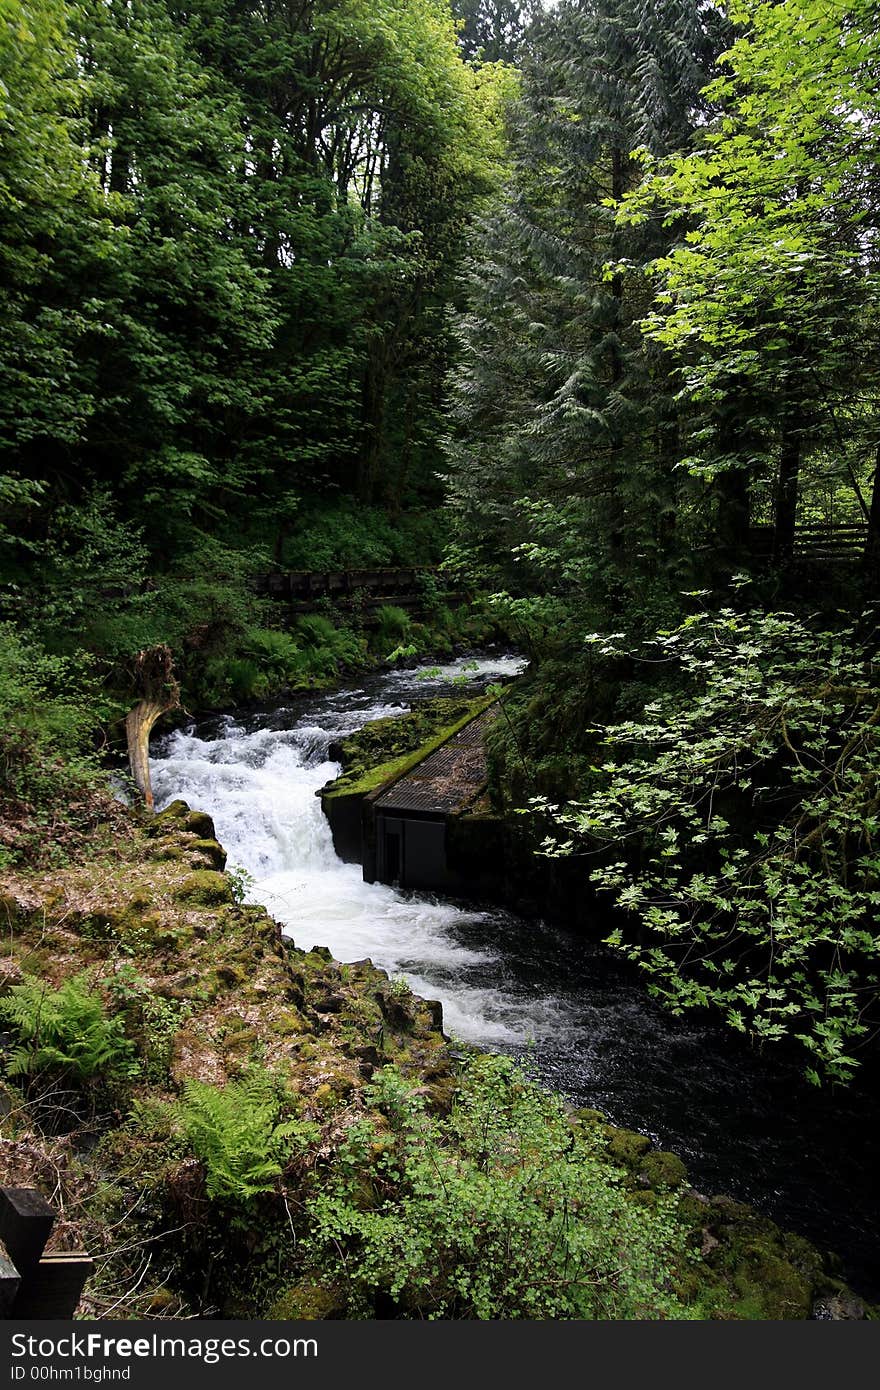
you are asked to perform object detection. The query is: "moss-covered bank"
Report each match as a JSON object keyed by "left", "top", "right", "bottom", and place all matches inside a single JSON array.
[{"left": 0, "top": 799, "right": 872, "bottom": 1319}]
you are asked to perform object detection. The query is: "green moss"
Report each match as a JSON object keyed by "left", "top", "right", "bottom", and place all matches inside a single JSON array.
[
  {"left": 335, "top": 696, "right": 481, "bottom": 769},
  {"left": 321, "top": 695, "right": 496, "bottom": 804},
  {"left": 574, "top": 1108, "right": 606, "bottom": 1128},
  {"left": 603, "top": 1125, "right": 651, "bottom": 1168},
  {"left": 184, "top": 810, "right": 218, "bottom": 839},
  {"left": 639, "top": 1150, "right": 688, "bottom": 1191},
  {"left": 688, "top": 1197, "right": 821, "bottom": 1320},
  {"left": 173, "top": 871, "right": 233, "bottom": 906},
  {"left": 148, "top": 839, "right": 186, "bottom": 862},
  {"left": 186, "top": 839, "right": 227, "bottom": 869},
  {"left": 214, "top": 963, "right": 246, "bottom": 987},
  {"left": 730, "top": 1246, "right": 813, "bottom": 1319},
  {"left": 268, "top": 1281, "right": 345, "bottom": 1320},
  {"left": 148, "top": 800, "right": 189, "bottom": 833}
]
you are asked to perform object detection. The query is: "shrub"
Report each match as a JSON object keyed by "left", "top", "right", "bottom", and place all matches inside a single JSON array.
[
  {"left": 374, "top": 604, "right": 411, "bottom": 653},
  {"left": 539, "top": 607, "right": 880, "bottom": 1083},
  {"left": 0, "top": 973, "right": 137, "bottom": 1084},
  {"left": 107, "top": 965, "right": 191, "bottom": 1084},
  {"left": 295, "top": 613, "right": 338, "bottom": 649},
  {"left": 0, "top": 625, "right": 110, "bottom": 865},
  {"left": 224, "top": 657, "right": 266, "bottom": 703},
  {"left": 295, "top": 614, "right": 366, "bottom": 679},
  {"left": 303, "top": 1056, "right": 696, "bottom": 1319},
  {"left": 281, "top": 503, "right": 441, "bottom": 571},
  {"left": 245, "top": 628, "right": 302, "bottom": 685}
]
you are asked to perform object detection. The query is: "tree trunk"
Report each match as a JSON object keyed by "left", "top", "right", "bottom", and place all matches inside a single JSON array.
[
  {"left": 864, "top": 442, "right": 880, "bottom": 576},
  {"left": 358, "top": 346, "right": 388, "bottom": 504},
  {"left": 124, "top": 646, "right": 180, "bottom": 812},
  {"left": 773, "top": 429, "right": 801, "bottom": 564},
  {"left": 715, "top": 469, "right": 750, "bottom": 569}
]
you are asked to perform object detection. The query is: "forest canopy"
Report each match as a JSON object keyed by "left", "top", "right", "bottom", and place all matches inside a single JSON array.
[{"left": 3, "top": 0, "right": 880, "bottom": 1082}]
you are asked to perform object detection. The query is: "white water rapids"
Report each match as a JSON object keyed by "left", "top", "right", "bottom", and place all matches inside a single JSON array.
[{"left": 150, "top": 655, "right": 570, "bottom": 1045}]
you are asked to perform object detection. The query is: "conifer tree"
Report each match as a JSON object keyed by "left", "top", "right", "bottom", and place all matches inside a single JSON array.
[{"left": 445, "top": 0, "right": 722, "bottom": 619}]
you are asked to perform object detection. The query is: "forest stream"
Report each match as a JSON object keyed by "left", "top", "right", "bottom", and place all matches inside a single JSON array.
[{"left": 151, "top": 654, "right": 880, "bottom": 1300}]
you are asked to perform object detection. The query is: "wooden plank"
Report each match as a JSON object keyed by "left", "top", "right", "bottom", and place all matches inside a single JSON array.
[
  {"left": 12, "top": 1252, "right": 94, "bottom": 1320},
  {"left": 0, "top": 1188, "right": 55, "bottom": 1279},
  {"left": 1, "top": 1238, "right": 21, "bottom": 1318}
]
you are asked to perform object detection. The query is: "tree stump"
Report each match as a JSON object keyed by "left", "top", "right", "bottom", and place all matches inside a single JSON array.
[{"left": 124, "top": 645, "right": 180, "bottom": 811}]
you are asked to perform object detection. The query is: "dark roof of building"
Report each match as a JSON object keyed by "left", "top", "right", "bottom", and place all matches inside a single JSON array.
[{"left": 374, "top": 707, "right": 498, "bottom": 816}]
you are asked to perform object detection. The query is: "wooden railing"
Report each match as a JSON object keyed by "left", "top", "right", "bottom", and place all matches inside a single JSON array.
[
  {"left": 748, "top": 524, "right": 870, "bottom": 563},
  {"left": 254, "top": 565, "right": 448, "bottom": 605},
  {"left": 0, "top": 1186, "right": 92, "bottom": 1318},
  {"left": 794, "top": 523, "right": 868, "bottom": 558}
]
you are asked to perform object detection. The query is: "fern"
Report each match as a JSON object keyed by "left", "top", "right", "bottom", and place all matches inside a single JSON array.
[
  {"left": 177, "top": 1070, "right": 317, "bottom": 1204},
  {"left": 0, "top": 973, "right": 137, "bottom": 1083}
]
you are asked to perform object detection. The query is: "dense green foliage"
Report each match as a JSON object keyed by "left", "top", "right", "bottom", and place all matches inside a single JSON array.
[
  {"left": 2, "top": 0, "right": 510, "bottom": 531},
  {"left": 133, "top": 1055, "right": 699, "bottom": 1317},
  {"left": 304, "top": 1056, "right": 695, "bottom": 1318},
  {"left": 445, "top": 0, "right": 880, "bottom": 1080},
  {"left": 446, "top": 0, "right": 723, "bottom": 607},
  {"left": 537, "top": 606, "right": 880, "bottom": 1082},
  {"left": 0, "top": 972, "right": 136, "bottom": 1083},
  {"left": 0, "top": 624, "right": 111, "bottom": 865},
  {"left": 174, "top": 1071, "right": 318, "bottom": 1205},
  {"left": 0, "top": 0, "right": 514, "bottom": 789},
  {"left": 453, "top": 0, "right": 540, "bottom": 61}
]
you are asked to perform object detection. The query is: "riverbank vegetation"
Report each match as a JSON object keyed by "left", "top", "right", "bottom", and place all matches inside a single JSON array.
[
  {"left": 445, "top": 0, "right": 880, "bottom": 1085},
  {"left": 0, "top": 803, "right": 867, "bottom": 1318},
  {"left": 2, "top": 0, "right": 880, "bottom": 1320}
]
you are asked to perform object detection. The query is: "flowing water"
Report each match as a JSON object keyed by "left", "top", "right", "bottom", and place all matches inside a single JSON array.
[{"left": 151, "top": 654, "right": 880, "bottom": 1298}]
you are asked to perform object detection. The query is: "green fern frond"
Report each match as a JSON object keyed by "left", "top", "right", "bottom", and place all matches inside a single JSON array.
[
  {"left": 176, "top": 1069, "right": 318, "bottom": 1204},
  {"left": 0, "top": 973, "right": 136, "bottom": 1083}
]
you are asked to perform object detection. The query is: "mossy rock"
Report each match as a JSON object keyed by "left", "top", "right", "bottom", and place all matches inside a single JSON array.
[
  {"left": 639, "top": 1150, "right": 688, "bottom": 1191},
  {"left": 575, "top": 1107, "right": 607, "bottom": 1129},
  {"left": 184, "top": 810, "right": 218, "bottom": 840},
  {"left": 811, "top": 1280, "right": 873, "bottom": 1320},
  {"left": 730, "top": 1244, "right": 813, "bottom": 1320},
  {"left": 627, "top": 1188, "right": 660, "bottom": 1212},
  {"left": 322, "top": 1070, "right": 357, "bottom": 1099},
  {"left": 148, "top": 839, "right": 186, "bottom": 862},
  {"left": 148, "top": 800, "right": 190, "bottom": 833},
  {"left": 269, "top": 1281, "right": 346, "bottom": 1320},
  {"left": 173, "top": 871, "right": 233, "bottom": 906},
  {"left": 423, "top": 1075, "right": 458, "bottom": 1114},
  {"left": 695, "top": 1197, "right": 819, "bottom": 1320},
  {"left": 214, "top": 963, "right": 246, "bottom": 987},
  {"left": 603, "top": 1126, "right": 651, "bottom": 1169},
  {"left": 418, "top": 997, "right": 444, "bottom": 1033},
  {"left": 186, "top": 839, "right": 227, "bottom": 870},
  {"left": 375, "top": 986, "right": 415, "bottom": 1031}
]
